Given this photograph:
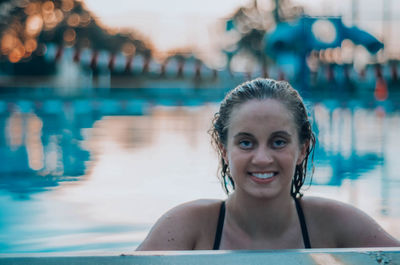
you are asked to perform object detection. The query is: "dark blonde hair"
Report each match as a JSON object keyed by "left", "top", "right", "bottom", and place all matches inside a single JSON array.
[{"left": 210, "top": 78, "right": 315, "bottom": 198}]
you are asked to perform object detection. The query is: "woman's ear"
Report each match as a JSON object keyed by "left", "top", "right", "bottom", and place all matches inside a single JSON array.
[{"left": 296, "top": 141, "right": 309, "bottom": 165}]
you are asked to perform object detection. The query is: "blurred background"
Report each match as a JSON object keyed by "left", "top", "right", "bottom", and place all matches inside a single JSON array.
[{"left": 0, "top": 0, "right": 399, "bottom": 254}]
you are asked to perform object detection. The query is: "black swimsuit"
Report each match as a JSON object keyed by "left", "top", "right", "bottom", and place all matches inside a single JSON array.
[{"left": 212, "top": 199, "right": 311, "bottom": 250}]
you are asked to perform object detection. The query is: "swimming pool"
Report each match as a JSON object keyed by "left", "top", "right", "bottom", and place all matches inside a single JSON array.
[{"left": 0, "top": 94, "right": 399, "bottom": 254}]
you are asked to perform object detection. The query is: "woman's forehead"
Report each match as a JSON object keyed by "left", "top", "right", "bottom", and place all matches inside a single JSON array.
[
  {"left": 232, "top": 99, "right": 292, "bottom": 120},
  {"left": 227, "top": 99, "right": 296, "bottom": 133}
]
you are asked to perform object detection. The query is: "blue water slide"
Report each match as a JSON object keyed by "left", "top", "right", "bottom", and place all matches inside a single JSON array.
[{"left": 266, "top": 16, "right": 383, "bottom": 55}]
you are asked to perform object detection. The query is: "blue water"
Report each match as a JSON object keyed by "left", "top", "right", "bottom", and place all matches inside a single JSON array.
[{"left": 0, "top": 93, "right": 400, "bottom": 254}]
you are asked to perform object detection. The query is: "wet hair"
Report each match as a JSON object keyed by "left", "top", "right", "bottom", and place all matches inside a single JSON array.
[{"left": 210, "top": 78, "right": 315, "bottom": 198}]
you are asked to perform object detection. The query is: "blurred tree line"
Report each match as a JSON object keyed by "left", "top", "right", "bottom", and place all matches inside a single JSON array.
[
  {"left": 0, "top": 0, "right": 152, "bottom": 75},
  {"left": 222, "top": 0, "right": 303, "bottom": 75}
]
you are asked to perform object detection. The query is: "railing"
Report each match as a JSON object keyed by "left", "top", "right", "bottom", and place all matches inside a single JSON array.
[{"left": 1, "top": 248, "right": 400, "bottom": 265}]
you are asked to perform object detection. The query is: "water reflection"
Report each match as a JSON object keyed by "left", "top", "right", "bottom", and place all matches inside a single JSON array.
[
  {"left": 89, "top": 115, "right": 154, "bottom": 151},
  {"left": 312, "top": 103, "right": 383, "bottom": 186},
  {"left": 311, "top": 100, "right": 400, "bottom": 221},
  {"left": 0, "top": 101, "right": 92, "bottom": 198},
  {"left": 0, "top": 97, "right": 399, "bottom": 253}
]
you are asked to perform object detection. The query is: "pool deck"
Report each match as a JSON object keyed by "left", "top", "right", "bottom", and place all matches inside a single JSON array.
[{"left": 1, "top": 248, "right": 400, "bottom": 265}]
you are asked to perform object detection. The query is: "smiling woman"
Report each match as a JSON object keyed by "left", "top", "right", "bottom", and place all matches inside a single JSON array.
[
  {"left": 136, "top": 78, "right": 400, "bottom": 251},
  {"left": 222, "top": 99, "right": 308, "bottom": 200}
]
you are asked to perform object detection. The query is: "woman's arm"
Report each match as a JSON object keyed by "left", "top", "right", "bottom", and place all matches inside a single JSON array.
[
  {"left": 136, "top": 203, "right": 198, "bottom": 250},
  {"left": 332, "top": 201, "right": 400, "bottom": 248},
  {"left": 307, "top": 197, "right": 400, "bottom": 248},
  {"left": 136, "top": 199, "right": 221, "bottom": 251}
]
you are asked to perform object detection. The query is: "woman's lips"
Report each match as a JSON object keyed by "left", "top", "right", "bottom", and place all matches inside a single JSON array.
[{"left": 249, "top": 172, "right": 277, "bottom": 183}]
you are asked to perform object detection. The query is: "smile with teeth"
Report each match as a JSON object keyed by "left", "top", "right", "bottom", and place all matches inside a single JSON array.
[{"left": 251, "top": 172, "right": 277, "bottom": 179}]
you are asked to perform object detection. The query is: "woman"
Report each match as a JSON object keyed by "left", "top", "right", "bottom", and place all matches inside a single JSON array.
[{"left": 137, "top": 78, "right": 400, "bottom": 250}]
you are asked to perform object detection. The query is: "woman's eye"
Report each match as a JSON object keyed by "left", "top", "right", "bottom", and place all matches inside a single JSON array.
[
  {"left": 272, "top": 139, "right": 287, "bottom": 148},
  {"left": 238, "top": 140, "right": 253, "bottom": 149}
]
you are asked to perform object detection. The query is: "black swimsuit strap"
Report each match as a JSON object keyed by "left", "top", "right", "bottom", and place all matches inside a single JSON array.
[
  {"left": 294, "top": 198, "right": 311, "bottom": 249},
  {"left": 213, "top": 201, "right": 225, "bottom": 250},
  {"left": 212, "top": 199, "right": 311, "bottom": 250}
]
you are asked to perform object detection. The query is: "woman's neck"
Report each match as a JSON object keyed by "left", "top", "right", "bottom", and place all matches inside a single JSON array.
[{"left": 226, "top": 190, "right": 297, "bottom": 238}]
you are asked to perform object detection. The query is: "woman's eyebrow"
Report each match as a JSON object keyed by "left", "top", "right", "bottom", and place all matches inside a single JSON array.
[
  {"left": 233, "top": 131, "right": 292, "bottom": 139},
  {"left": 271, "top": 131, "right": 292, "bottom": 137},
  {"left": 233, "top": 132, "right": 253, "bottom": 138}
]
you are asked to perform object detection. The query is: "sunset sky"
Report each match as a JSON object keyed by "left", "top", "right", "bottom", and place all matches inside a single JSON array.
[{"left": 83, "top": 0, "right": 399, "bottom": 58}]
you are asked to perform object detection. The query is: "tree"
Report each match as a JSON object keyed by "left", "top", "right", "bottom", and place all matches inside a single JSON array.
[{"left": 222, "top": 0, "right": 303, "bottom": 75}]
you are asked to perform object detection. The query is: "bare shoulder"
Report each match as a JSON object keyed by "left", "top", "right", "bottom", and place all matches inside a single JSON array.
[
  {"left": 301, "top": 196, "right": 400, "bottom": 247},
  {"left": 301, "top": 196, "right": 357, "bottom": 216},
  {"left": 136, "top": 199, "right": 223, "bottom": 251},
  {"left": 300, "top": 196, "right": 367, "bottom": 228}
]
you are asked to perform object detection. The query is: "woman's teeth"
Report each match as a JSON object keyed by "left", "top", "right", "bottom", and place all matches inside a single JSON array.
[{"left": 252, "top": 173, "right": 275, "bottom": 179}]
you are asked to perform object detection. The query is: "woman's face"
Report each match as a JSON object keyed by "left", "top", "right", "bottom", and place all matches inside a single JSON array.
[{"left": 222, "top": 99, "right": 307, "bottom": 199}]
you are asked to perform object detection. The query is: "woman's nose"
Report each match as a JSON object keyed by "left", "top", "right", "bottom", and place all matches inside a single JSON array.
[{"left": 251, "top": 147, "right": 273, "bottom": 165}]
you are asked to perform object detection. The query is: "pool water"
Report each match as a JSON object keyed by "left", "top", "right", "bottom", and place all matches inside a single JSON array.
[{"left": 0, "top": 96, "right": 399, "bottom": 254}]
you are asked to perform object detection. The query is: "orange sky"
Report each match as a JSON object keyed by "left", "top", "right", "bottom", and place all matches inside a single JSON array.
[{"left": 83, "top": 0, "right": 399, "bottom": 59}]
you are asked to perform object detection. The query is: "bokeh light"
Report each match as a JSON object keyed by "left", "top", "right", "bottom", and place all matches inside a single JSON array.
[
  {"left": 25, "top": 14, "right": 44, "bottom": 37},
  {"left": 8, "top": 47, "right": 25, "bottom": 63},
  {"left": 67, "top": 13, "right": 81, "bottom": 27},
  {"left": 63, "top": 28, "right": 77, "bottom": 43},
  {"left": 25, "top": 38, "right": 38, "bottom": 53},
  {"left": 61, "top": 0, "right": 74, "bottom": 12},
  {"left": 24, "top": 2, "right": 41, "bottom": 16},
  {"left": 122, "top": 42, "right": 136, "bottom": 57},
  {"left": 1, "top": 33, "right": 16, "bottom": 55},
  {"left": 312, "top": 19, "right": 337, "bottom": 44},
  {"left": 80, "top": 12, "right": 91, "bottom": 26},
  {"left": 41, "top": 1, "right": 55, "bottom": 13}
]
